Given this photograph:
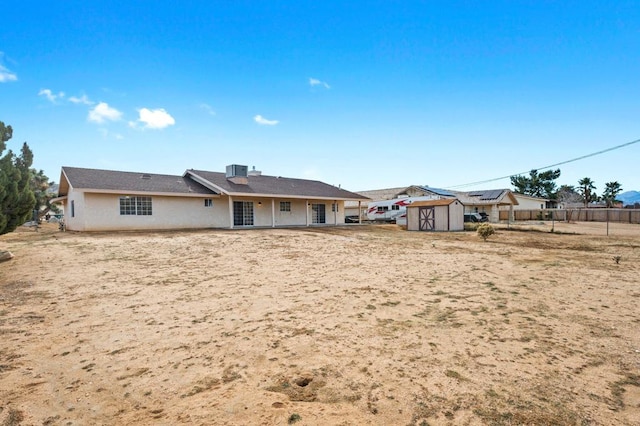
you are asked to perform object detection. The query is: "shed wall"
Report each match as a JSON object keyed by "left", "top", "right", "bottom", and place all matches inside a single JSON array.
[{"left": 407, "top": 201, "right": 464, "bottom": 232}]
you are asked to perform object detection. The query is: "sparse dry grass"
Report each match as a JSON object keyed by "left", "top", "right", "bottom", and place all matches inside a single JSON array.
[{"left": 1, "top": 222, "right": 639, "bottom": 425}]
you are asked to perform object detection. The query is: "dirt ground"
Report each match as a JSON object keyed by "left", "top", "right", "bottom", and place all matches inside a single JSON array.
[{"left": 1, "top": 221, "right": 639, "bottom": 426}]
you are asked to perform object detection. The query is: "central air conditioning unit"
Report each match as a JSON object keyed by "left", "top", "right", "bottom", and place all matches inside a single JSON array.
[
  {"left": 226, "top": 164, "right": 248, "bottom": 178},
  {"left": 226, "top": 164, "right": 249, "bottom": 185}
]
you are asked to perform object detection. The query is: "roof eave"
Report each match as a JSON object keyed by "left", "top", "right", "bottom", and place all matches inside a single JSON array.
[
  {"left": 225, "top": 192, "right": 368, "bottom": 201},
  {"left": 68, "top": 188, "right": 220, "bottom": 198}
]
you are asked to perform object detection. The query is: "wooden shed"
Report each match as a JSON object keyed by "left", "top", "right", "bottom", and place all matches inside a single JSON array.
[{"left": 406, "top": 199, "right": 464, "bottom": 232}]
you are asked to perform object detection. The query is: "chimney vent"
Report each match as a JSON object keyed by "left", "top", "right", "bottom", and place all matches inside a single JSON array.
[{"left": 248, "top": 165, "right": 262, "bottom": 176}]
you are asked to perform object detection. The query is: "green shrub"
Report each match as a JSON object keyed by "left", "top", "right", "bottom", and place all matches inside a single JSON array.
[{"left": 477, "top": 223, "right": 495, "bottom": 241}]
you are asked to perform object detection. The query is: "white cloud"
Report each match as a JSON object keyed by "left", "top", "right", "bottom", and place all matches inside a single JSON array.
[
  {"left": 254, "top": 114, "right": 279, "bottom": 126},
  {"left": 199, "top": 103, "right": 216, "bottom": 116},
  {"left": 69, "top": 94, "right": 93, "bottom": 105},
  {"left": 0, "top": 65, "right": 17, "bottom": 82},
  {"left": 309, "top": 77, "right": 330, "bottom": 89},
  {"left": 38, "top": 88, "right": 65, "bottom": 103},
  {"left": 135, "top": 108, "right": 175, "bottom": 129},
  {"left": 88, "top": 102, "right": 122, "bottom": 123},
  {"left": 0, "top": 53, "right": 17, "bottom": 82}
]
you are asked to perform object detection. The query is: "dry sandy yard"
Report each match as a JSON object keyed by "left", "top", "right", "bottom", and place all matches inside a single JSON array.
[{"left": 1, "top": 222, "right": 639, "bottom": 426}]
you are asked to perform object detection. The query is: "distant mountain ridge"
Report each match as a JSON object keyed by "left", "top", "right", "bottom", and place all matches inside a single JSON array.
[{"left": 617, "top": 191, "right": 640, "bottom": 206}]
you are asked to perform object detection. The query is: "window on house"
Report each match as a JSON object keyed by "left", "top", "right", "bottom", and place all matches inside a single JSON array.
[
  {"left": 331, "top": 203, "right": 338, "bottom": 212},
  {"left": 120, "top": 196, "right": 152, "bottom": 215},
  {"left": 204, "top": 199, "right": 213, "bottom": 207},
  {"left": 71, "top": 200, "right": 75, "bottom": 217},
  {"left": 280, "top": 201, "right": 291, "bottom": 212}
]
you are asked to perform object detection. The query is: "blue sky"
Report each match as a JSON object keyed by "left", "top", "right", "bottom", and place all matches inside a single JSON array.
[{"left": 1, "top": 1, "right": 638, "bottom": 193}]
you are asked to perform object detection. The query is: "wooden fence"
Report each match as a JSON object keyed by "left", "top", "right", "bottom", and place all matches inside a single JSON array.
[{"left": 499, "top": 209, "right": 640, "bottom": 224}]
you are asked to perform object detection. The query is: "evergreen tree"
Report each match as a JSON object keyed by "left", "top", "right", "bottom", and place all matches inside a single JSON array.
[
  {"left": 510, "top": 169, "right": 561, "bottom": 199},
  {"left": 0, "top": 121, "right": 36, "bottom": 234},
  {"left": 30, "top": 168, "right": 59, "bottom": 217}
]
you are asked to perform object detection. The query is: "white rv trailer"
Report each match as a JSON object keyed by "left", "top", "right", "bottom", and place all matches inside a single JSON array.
[{"left": 366, "top": 195, "right": 441, "bottom": 224}]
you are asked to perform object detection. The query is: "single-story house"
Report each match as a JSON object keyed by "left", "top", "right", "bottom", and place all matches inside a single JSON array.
[
  {"left": 344, "top": 185, "right": 460, "bottom": 220},
  {"left": 453, "top": 189, "right": 519, "bottom": 223},
  {"left": 53, "top": 165, "right": 369, "bottom": 231},
  {"left": 347, "top": 185, "right": 518, "bottom": 223},
  {"left": 406, "top": 199, "right": 465, "bottom": 232},
  {"left": 509, "top": 193, "right": 549, "bottom": 210}
]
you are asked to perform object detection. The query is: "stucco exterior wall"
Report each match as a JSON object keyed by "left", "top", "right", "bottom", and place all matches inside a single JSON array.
[
  {"left": 509, "top": 195, "right": 546, "bottom": 210},
  {"left": 64, "top": 191, "right": 86, "bottom": 231},
  {"left": 65, "top": 191, "right": 348, "bottom": 231},
  {"left": 66, "top": 192, "right": 225, "bottom": 231}
]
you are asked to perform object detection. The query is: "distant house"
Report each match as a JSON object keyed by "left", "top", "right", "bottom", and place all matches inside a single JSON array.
[
  {"left": 452, "top": 189, "right": 519, "bottom": 223},
  {"left": 406, "top": 199, "right": 465, "bottom": 232},
  {"left": 510, "top": 193, "right": 549, "bottom": 210},
  {"left": 54, "top": 165, "right": 368, "bottom": 231},
  {"left": 347, "top": 185, "right": 518, "bottom": 223}
]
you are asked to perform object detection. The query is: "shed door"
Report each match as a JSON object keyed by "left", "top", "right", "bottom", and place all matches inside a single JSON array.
[{"left": 419, "top": 207, "right": 435, "bottom": 231}]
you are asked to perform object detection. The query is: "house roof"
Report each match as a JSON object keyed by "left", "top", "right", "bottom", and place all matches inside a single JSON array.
[
  {"left": 355, "top": 187, "right": 408, "bottom": 201},
  {"left": 186, "top": 170, "right": 368, "bottom": 200},
  {"left": 404, "top": 186, "right": 456, "bottom": 198},
  {"left": 407, "top": 199, "right": 463, "bottom": 208},
  {"left": 451, "top": 189, "right": 519, "bottom": 206},
  {"left": 58, "top": 166, "right": 368, "bottom": 201},
  {"left": 350, "top": 185, "right": 519, "bottom": 207},
  {"left": 59, "top": 167, "right": 217, "bottom": 197}
]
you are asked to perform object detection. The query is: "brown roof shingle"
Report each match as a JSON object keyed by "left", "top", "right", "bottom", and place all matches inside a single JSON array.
[
  {"left": 59, "top": 167, "right": 215, "bottom": 196},
  {"left": 186, "top": 169, "right": 368, "bottom": 200},
  {"left": 58, "top": 166, "right": 368, "bottom": 201}
]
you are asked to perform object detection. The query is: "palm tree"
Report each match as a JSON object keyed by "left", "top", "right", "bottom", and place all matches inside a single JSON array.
[
  {"left": 602, "top": 181, "right": 623, "bottom": 207},
  {"left": 578, "top": 177, "right": 596, "bottom": 207}
]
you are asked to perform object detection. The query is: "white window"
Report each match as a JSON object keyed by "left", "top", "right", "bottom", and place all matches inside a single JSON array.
[
  {"left": 331, "top": 203, "right": 338, "bottom": 212},
  {"left": 280, "top": 201, "right": 291, "bottom": 212},
  {"left": 120, "top": 196, "right": 152, "bottom": 216},
  {"left": 204, "top": 199, "right": 213, "bottom": 207}
]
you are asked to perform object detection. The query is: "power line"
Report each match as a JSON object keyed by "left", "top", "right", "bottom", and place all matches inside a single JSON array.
[{"left": 446, "top": 137, "right": 640, "bottom": 189}]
